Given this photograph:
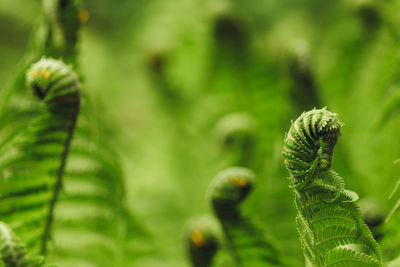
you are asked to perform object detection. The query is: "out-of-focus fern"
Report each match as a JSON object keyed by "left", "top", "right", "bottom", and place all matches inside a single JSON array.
[
  {"left": 7, "top": 0, "right": 81, "bottom": 87},
  {"left": 387, "top": 256, "right": 400, "bottom": 267},
  {"left": 214, "top": 113, "right": 258, "bottom": 169},
  {"left": 0, "top": 0, "right": 83, "bottom": 162},
  {"left": 0, "top": 58, "right": 80, "bottom": 256},
  {"left": 282, "top": 40, "right": 321, "bottom": 114},
  {"left": 0, "top": 222, "right": 44, "bottom": 267},
  {"left": 359, "top": 198, "right": 385, "bottom": 241},
  {"left": 49, "top": 115, "right": 148, "bottom": 266},
  {"left": 35, "top": 0, "right": 82, "bottom": 66},
  {"left": 184, "top": 216, "right": 219, "bottom": 267},
  {"left": 208, "top": 167, "right": 287, "bottom": 266},
  {"left": 349, "top": 0, "right": 400, "bottom": 40},
  {"left": 282, "top": 108, "right": 382, "bottom": 266}
]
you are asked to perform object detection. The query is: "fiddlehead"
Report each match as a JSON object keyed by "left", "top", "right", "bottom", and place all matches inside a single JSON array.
[
  {"left": 283, "top": 40, "right": 321, "bottom": 114},
  {"left": 359, "top": 198, "right": 385, "bottom": 241},
  {"left": 0, "top": 222, "right": 44, "bottom": 267},
  {"left": 213, "top": 14, "right": 250, "bottom": 67},
  {"left": 209, "top": 167, "right": 286, "bottom": 266},
  {"left": 185, "top": 216, "right": 219, "bottom": 267},
  {"left": 0, "top": 58, "right": 80, "bottom": 256},
  {"left": 37, "top": 0, "right": 83, "bottom": 66},
  {"left": 351, "top": 0, "right": 381, "bottom": 31},
  {"left": 283, "top": 108, "right": 382, "bottom": 266},
  {"left": 2, "top": 0, "right": 82, "bottom": 106},
  {"left": 349, "top": 0, "right": 400, "bottom": 40},
  {"left": 283, "top": 107, "right": 341, "bottom": 189},
  {"left": 214, "top": 113, "right": 257, "bottom": 168},
  {"left": 0, "top": 0, "right": 83, "bottom": 159}
]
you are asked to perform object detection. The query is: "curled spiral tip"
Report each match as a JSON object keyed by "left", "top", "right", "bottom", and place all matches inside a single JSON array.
[
  {"left": 185, "top": 216, "right": 219, "bottom": 248},
  {"left": 214, "top": 113, "right": 257, "bottom": 147},
  {"left": 185, "top": 216, "right": 219, "bottom": 266},
  {"left": 26, "top": 58, "right": 79, "bottom": 100},
  {"left": 283, "top": 109, "right": 341, "bottom": 188},
  {"left": 209, "top": 167, "right": 254, "bottom": 207}
]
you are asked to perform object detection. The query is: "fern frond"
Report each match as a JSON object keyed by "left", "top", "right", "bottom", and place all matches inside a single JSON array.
[
  {"left": 325, "top": 247, "right": 380, "bottom": 266},
  {"left": 209, "top": 167, "right": 287, "bottom": 266},
  {"left": 0, "top": 221, "right": 44, "bottom": 267},
  {"left": 48, "top": 106, "right": 148, "bottom": 266},
  {"left": 283, "top": 108, "right": 382, "bottom": 266},
  {"left": 0, "top": 58, "right": 80, "bottom": 256}
]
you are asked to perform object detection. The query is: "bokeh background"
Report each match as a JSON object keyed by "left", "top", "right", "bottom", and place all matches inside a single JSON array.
[{"left": 2, "top": 0, "right": 400, "bottom": 266}]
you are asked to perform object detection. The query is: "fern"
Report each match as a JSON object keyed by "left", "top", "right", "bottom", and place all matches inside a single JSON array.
[
  {"left": 0, "top": 0, "right": 82, "bottom": 124},
  {"left": 185, "top": 216, "right": 219, "bottom": 267},
  {"left": 208, "top": 167, "right": 287, "bottom": 266},
  {"left": 50, "top": 118, "right": 147, "bottom": 266},
  {"left": 0, "top": 221, "right": 44, "bottom": 267},
  {"left": 283, "top": 40, "right": 321, "bottom": 114},
  {"left": 0, "top": 0, "right": 82, "bottom": 167},
  {"left": 0, "top": 58, "right": 80, "bottom": 256},
  {"left": 214, "top": 113, "right": 258, "bottom": 169},
  {"left": 38, "top": 0, "right": 82, "bottom": 65},
  {"left": 282, "top": 108, "right": 382, "bottom": 266}
]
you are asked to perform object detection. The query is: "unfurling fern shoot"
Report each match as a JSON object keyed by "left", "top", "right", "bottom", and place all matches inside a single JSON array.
[
  {"left": 209, "top": 167, "right": 286, "bottom": 267},
  {"left": 283, "top": 108, "right": 382, "bottom": 266},
  {"left": 184, "top": 216, "right": 219, "bottom": 267},
  {"left": 214, "top": 113, "right": 257, "bottom": 168},
  {"left": 0, "top": 222, "right": 44, "bottom": 267},
  {"left": 0, "top": 58, "right": 80, "bottom": 256}
]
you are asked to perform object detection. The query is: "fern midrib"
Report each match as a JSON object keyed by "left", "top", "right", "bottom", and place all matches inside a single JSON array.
[{"left": 40, "top": 102, "right": 80, "bottom": 255}]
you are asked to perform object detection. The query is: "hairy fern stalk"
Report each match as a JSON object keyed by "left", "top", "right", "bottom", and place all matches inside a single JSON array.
[
  {"left": 0, "top": 58, "right": 80, "bottom": 256},
  {"left": 283, "top": 108, "right": 382, "bottom": 266}
]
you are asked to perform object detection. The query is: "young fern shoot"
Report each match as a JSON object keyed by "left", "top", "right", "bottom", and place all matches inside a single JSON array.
[
  {"left": 214, "top": 113, "right": 258, "bottom": 169},
  {"left": 185, "top": 216, "right": 219, "bottom": 267},
  {"left": 0, "top": 58, "right": 80, "bottom": 256},
  {"left": 283, "top": 108, "right": 382, "bottom": 266},
  {"left": 0, "top": 222, "right": 44, "bottom": 267},
  {"left": 209, "top": 167, "right": 286, "bottom": 267}
]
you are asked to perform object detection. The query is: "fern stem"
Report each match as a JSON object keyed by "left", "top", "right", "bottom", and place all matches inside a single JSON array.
[{"left": 40, "top": 100, "right": 79, "bottom": 255}]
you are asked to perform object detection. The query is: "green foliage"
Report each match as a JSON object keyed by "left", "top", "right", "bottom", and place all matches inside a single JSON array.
[
  {"left": 38, "top": 0, "right": 82, "bottom": 65},
  {"left": 282, "top": 40, "right": 321, "bottom": 114},
  {"left": 0, "top": 222, "right": 44, "bottom": 267},
  {"left": 184, "top": 216, "right": 219, "bottom": 267},
  {"left": 0, "top": 58, "right": 80, "bottom": 256},
  {"left": 214, "top": 113, "right": 258, "bottom": 168},
  {"left": 283, "top": 108, "right": 382, "bottom": 266},
  {"left": 209, "top": 167, "right": 287, "bottom": 266},
  {"left": 49, "top": 112, "right": 148, "bottom": 266},
  {"left": 3, "top": 0, "right": 400, "bottom": 266}
]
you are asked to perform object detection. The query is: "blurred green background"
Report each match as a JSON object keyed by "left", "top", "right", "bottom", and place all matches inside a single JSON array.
[{"left": 2, "top": 0, "right": 400, "bottom": 266}]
